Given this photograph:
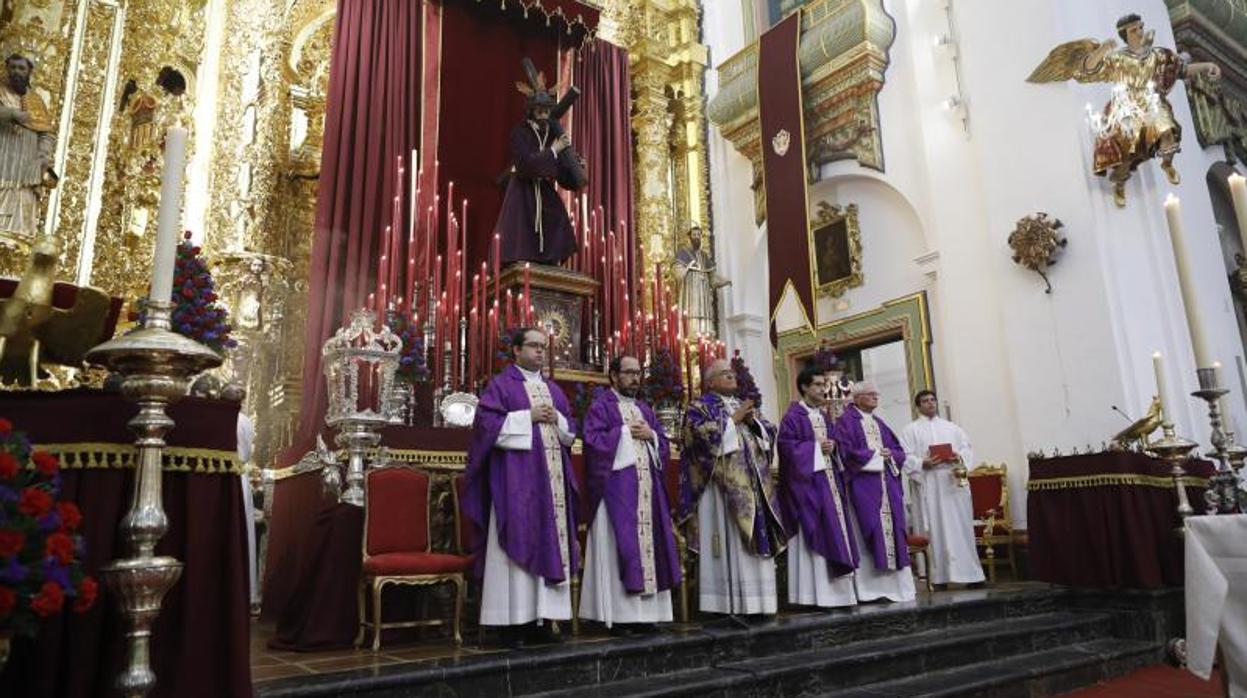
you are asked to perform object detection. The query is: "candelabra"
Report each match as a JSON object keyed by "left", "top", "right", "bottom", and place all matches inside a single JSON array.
[
  {"left": 322, "top": 309, "right": 401, "bottom": 506},
  {"left": 1191, "top": 368, "right": 1246, "bottom": 514},
  {"left": 587, "top": 307, "right": 601, "bottom": 368},
  {"left": 1145, "top": 415, "right": 1199, "bottom": 522},
  {"left": 458, "top": 316, "right": 468, "bottom": 390},
  {"left": 85, "top": 300, "right": 222, "bottom": 697}
]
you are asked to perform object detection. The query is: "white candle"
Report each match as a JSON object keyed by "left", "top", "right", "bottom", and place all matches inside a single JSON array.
[
  {"left": 150, "top": 127, "right": 188, "bottom": 305},
  {"left": 1153, "top": 351, "right": 1173, "bottom": 423},
  {"left": 1163, "top": 194, "right": 1214, "bottom": 368},
  {"left": 1228, "top": 173, "right": 1247, "bottom": 257}
]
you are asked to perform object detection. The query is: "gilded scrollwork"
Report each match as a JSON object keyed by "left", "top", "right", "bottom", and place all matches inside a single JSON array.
[{"left": 1007, "top": 212, "right": 1066, "bottom": 294}]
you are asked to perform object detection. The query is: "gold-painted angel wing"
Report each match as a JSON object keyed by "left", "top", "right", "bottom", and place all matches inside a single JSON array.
[{"left": 1026, "top": 39, "right": 1100, "bottom": 83}]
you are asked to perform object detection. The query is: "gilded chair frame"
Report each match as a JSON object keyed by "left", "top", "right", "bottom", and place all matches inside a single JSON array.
[
  {"left": 356, "top": 464, "right": 466, "bottom": 650},
  {"left": 968, "top": 462, "right": 1016, "bottom": 583}
]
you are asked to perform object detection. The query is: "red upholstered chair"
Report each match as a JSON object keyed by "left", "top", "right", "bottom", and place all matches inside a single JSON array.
[
  {"left": 968, "top": 463, "right": 1016, "bottom": 583},
  {"left": 906, "top": 531, "right": 934, "bottom": 592},
  {"left": 356, "top": 465, "right": 472, "bottom": 650}
]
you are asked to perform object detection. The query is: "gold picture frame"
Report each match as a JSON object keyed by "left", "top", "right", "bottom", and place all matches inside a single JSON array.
[{"left": 808, "top": 201, "right": 863, "bottom": 298}]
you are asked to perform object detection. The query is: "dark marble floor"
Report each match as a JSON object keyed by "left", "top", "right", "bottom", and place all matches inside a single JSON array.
[{"left": 251, "top": 580, "right": 1046, "bottom": 688}]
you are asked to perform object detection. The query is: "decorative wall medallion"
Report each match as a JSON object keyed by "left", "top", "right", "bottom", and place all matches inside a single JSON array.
[
  {"left": 1008, "top": 212, "right": 1067, "bottom": 294},
  {"left": 771, "top": 128, "right": 791, "bottom": 157}
]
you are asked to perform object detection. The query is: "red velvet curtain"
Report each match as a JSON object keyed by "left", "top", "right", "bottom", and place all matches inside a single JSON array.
[
  {"left": 283, "top": 0, "right": 421, "bottom": 465},
  {"left": 573, "top": 39, "right": 636, "bottom": 325}
]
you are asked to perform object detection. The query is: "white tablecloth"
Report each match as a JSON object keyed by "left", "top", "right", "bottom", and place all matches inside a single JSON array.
[{"left": 1184, "top": 514, "right": 1247, "bottom": 698}]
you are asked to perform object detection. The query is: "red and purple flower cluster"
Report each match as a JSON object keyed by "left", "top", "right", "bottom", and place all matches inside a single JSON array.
[
  {"left": 0, "top": 418, "right": 97, "bottom": 637},
  {"left": 731, "top": 349, "right": 762, "bottom": 409},
  {"left": 643, "top": 347, "right": 684, "bottom": 407},
  {"left": 387, "top": 313, "right": 429, "bottom": 384},
  {"left": 136, "top": 231, "right": 237, "bottom": 353}
]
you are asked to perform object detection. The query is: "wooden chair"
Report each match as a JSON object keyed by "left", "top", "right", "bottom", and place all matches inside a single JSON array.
[
  {"left": 906, "top": 531, "right": 935, "bottom": 592},
  {"left": 968, "top": 463, "right": 1016, "bottom": 583},
  {"left": 356, "top": 465, "right": 472, "bottom": 650}
]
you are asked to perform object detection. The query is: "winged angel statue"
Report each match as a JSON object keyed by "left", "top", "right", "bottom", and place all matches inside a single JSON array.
[{"left": 1028, "top": 14, "right": 1220, "bottom": 207}]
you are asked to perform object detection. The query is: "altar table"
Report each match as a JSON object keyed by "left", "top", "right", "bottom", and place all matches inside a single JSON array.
[
  {"left": 1027, "top": 451, "right": 1214, "bottom": 589},
  {"left": 0, "top": 388, "right": 252, "bottom": 698}
]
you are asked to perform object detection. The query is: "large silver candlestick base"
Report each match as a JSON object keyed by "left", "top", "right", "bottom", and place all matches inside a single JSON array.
[
  {"left": 1192, "top": 367, "right": 1244, "bottom": 514},
  {"left": 1146, "top": 420, "right": 1199, "bottom": 522},
  {"left": 335, "top": 422, "right": 382, "bottom": 506},
  {"left": 85, "top": 300, "right": 222, "bottom": 698}
]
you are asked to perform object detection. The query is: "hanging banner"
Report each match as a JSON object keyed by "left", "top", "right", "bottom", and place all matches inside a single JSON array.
[{"left": 758, "top": 9, "right": 814, "bottom": 343}]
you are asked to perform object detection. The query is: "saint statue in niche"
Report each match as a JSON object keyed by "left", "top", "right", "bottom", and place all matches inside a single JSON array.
[
  {"left": 1028, "top": 14, "right": 1221, "bottom": 207},
  {"left": 495, "top": 58, "right": 587, "bottom": 267}
]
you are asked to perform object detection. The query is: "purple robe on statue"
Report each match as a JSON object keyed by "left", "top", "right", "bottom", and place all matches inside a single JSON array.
[
  {"left": 833, "top": 404, "right": 910, "bottom": 571},
  {"left": 495, "top": 120, "right": 577, "bottom": 265},
  {"left": 463, "top": 364, "right": 580, "bottom": 582},
  {"left": 777, "top": 401, "right": 858, "bottom": 576},
  {"left": 582, "top": 389, "right": 681, "bottom": 593},
  {"left": 679, "top": 392, "right": 787, "bottom": 557}
]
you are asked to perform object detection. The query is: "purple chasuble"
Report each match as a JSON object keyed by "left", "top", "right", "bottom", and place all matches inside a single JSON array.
[
  {"left": 679, "top": 392, "right": 787, "bottom": 557},
  {"left": 582, "top": 389, "right": 682, "bottom": 593},
  {"left": 777, "top": 401, "right": 858, "bottom": 576},
  {"left": 833, "top": 404, "right": 910, "bottom": 570},
  {"left": 495, "top": 121, "right": 577, "bottom": 265},
  {"left": 464, "top": 364, "right": 580, "bottom": 582}
]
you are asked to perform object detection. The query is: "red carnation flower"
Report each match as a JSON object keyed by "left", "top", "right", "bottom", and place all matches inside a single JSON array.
[
  {"left": 45, "top": 531, "right": 75, "bottom": 564},
  {"left": 30, "top": 580, "right": 64, "bottom": 616},
  {"left": 181, "top": 287, "right": 196, "bottom": 299},
  {"left": 0, "top": 529, "right": 23, "bottom": 557},
  {"left": 0, "top": 586, "right": 15, "bottom": 616},
  {"left": 18, "top": 488, "right": 53, "bottom": 518},
  {"left": 0, "top": 451, "right": 17, "bottom": 479},
  {"left": 74, "top": 576, "right": 98, "bottom": 612},
  {"left": 32, "top": 451, "right": 58, "bottom": 475},
  {"left": 0, "top": 417, "right": 11, "bottom": 434},
  {"left": 56, "top": 502, "right": 83, "bottom": 531}
]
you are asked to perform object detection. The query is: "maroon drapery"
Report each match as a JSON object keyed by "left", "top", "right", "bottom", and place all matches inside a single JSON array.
[
  {"left": 758, "top": 11, "right": 814, "bottom": 342},
  {"left": 0, "top": 391, "right": 251, "bottom": 698},
  {"left": 573, "top": 39, "right": 636, "bottom": 333},
  {"left": 282, "top": 0, "right": 422, "bottom": 466},
  {"left": 1027, "top": 452, "right": 1215, "bottom": 589}
]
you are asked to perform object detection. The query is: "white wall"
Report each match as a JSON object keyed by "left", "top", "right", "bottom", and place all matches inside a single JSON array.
[{"left": 701, "top": 0, "right": 1247, "bottom": 528}]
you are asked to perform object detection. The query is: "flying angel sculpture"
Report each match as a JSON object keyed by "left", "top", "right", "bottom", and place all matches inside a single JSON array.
[{"left": 1027, "top": 14, "right": 1220, "bottom": 207}]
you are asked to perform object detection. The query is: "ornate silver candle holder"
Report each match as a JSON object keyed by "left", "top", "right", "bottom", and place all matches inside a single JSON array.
[
  {"left": 85, "top": 300, "right": 222, "bottom": 697},
  {"left": 1192, "top": 367, "right": 1245, "bottom": 514},
  {"left": 1145, "top": 418, "right": 1199, "bottom": 522},
  {"left": 322, "top": 309, "right": 401, "bottom": 506}
]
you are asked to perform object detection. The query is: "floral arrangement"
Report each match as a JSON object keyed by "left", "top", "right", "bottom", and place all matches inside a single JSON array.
[
  {"left": 136, "top": 232, "right": 237, "bottom": 353},
  {"left": 731, "top": 349, "right": 762, "bottom": 409},
  {"left": 812, "top": 339, "right": 839, "bottom": 374},
  {"left": 643, "top": 347, "right": 684, "bottom": 407},
  {"left": 387, "top": 313, "right": 429, "bottom": 384},
  {"left": 0, "top": 418, "right": 97, "bottom": 637}
]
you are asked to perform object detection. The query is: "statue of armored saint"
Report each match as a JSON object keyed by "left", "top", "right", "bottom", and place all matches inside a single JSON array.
[{"left": 674, "top": 225, "right": 729, "bottom": 337}]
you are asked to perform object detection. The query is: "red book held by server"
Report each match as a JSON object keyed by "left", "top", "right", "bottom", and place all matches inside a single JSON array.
[{"left": 928, "top": 443, "right": 956, "bottom": 463}]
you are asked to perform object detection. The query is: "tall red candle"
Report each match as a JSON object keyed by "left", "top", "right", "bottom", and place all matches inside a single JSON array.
[
  {"left": 492, "top": 233, "right": 501, "bottom": 308},
  {"left": 523, "top": 263, "right": 531, "bottom": 324}
]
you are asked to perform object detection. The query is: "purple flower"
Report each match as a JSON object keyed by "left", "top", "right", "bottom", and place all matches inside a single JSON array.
[
  {"left": 42, "top": 559, "right": 71, "bottom": 589},
  {"left": 0, "top": 556, "right": 28, "bottom": 583},
  {"left": 38, "top": 511, "right": 60, "bottom": 532}
]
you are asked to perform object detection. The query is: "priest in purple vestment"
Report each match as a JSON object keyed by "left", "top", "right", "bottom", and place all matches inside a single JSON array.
[
  {"left": 464, "top": 327, "right": 579, "bottom": 645},
  {"left": 579, "top": 354, "right": 681, "bottom": 631},
  {"left": 833, "top": 381, "right": 916, "bottom": 602},
  {"left": 495, "top": 62, "right": 581, "bottom": 266},
  {"left": 680, "top": 358, "right": 786, "bottom": 615},
  {"left": 778, "top": 365, "right": 858, "bottom": 608}
]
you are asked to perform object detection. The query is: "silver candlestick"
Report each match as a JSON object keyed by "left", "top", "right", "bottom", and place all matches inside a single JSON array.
[
  {"left": 1192, "top": 367, "right": 1245, "bottom": 514},
  {"left": 85, "top": 300, "right": 222, "bottom": 697},
  {"left": 1145, "top": 418, "right": 1199, "bottom": 522}
]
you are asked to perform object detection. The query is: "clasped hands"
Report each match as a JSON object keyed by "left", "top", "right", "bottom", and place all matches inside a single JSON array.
[
  {"left": 731, "top": 399, "right": 755, "bottom": 425},
  {"left": 818, "top": 438, "right": 836, "bottom": 456},
  {"left": 530, "top": 404, "right": 560, "bottom": 425},
  {"left": 628, "top": 420, "right": 655, "bottom": 442}
]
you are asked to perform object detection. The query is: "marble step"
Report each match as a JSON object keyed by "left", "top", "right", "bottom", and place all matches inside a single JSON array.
[{"left": 524, "top": 611, "right": 1118, "bottom": 698}]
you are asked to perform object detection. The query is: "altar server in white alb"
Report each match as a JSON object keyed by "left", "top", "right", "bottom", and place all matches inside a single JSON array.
[{"left": 899, "top": 390, "right": 985, "bottom": 587}]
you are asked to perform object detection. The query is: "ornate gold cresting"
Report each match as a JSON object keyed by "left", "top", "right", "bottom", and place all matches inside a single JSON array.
[
  {"left": 707, "top": 0, "right": 895, "bottom": 225},
  {"left": 1168, "top": 0, "right": 1247, "bottom": 165}
]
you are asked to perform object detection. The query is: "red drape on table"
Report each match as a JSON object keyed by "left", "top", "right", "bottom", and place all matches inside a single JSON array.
[
  {"left": 758, "top": 10, "right": 814, "bottom": 342},
  {"left": 573, "top": 39, "right": 636, "bottom": 333},
  {"left": 282, "top": 0, "right": 421, "bottom": 466},
  {"left": 0, "top": 391, "right": 251, "bottom": 698}
]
